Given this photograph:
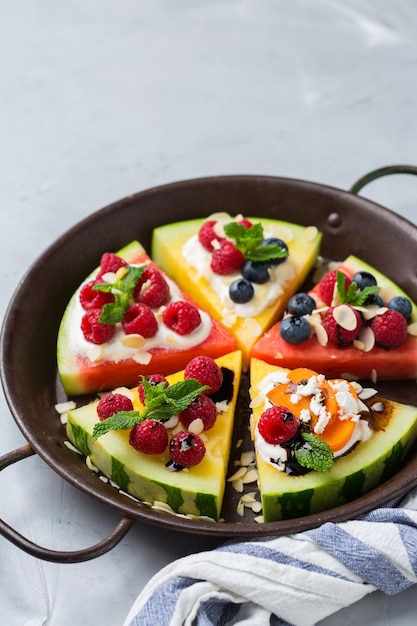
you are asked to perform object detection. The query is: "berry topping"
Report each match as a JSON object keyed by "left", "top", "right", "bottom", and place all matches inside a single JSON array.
[
  {"left": 352, "top": 270, "right": 377, "bottom": 290},
  {"left": 261, "top": 237, "right": 289, "bottom": 265},
  {"left": 138, "top": 374, "right": 169, "bottom": 404},
  {"left": 287, "top": 292, "right": 316, "bottom": 316},
  {"left": 122, "top": 303, "right": 158, "bottom": 337},
  {"left": 238, "top": 218, "right": 253, "bottom": 228},
  {"left": 169, "top": 431, "right": 206, "bottom": 468},
  {"left": 229, "top": 278, "right": 254, "bottom": 304},
  {"left": 198, "top": 220, "right": 224, "bottom": 251},
  {"left": 210, "top": 240, "right": 244, "bottom": 275},
  {"left": 280, "top": 315, "right": 311, "bottom": 344},
  {"left": 388, "top": 296, "right": 412, "bottom": 321},
  {"left": 133, "top": 266, "right": 170, "bottom": 308},
  {"left": 241, "top": 259, "right": 270, "bottom": 284},
  {"left": 129, "top": 419, "right": 168, "bottom": 454},
  {"left": 162, "top": 301, "right": 201, "bottom": 335},
  {"left": 178, "top": 393, "right": 218, "bottom": 430},
  {"left": 258, "top": 406, "right": 299, "bottom": 445},
  {"left": 318, "top": 270, "right": 351, "bottom": 306},
  {"left": 97, "top": 392, "right": 134, "bottom": 420},
  {"left": 81, "top": 309, "right": 116, "bottom": 344},
  {"left": 97, "top": 253, "right": 128, "bottom": 278},
  {"left": 371, "top": 309, "right": 408, "bottom": 348},
  {"left": 184, "top": 355, "right": 223, "bottom": 394},
  {"left": 365, "top": 293, "right": 384, "bottom": 307},
  {"left": 322, "top": 305, "right": 363, "bottom": 346},
  {"left": 79, "top": 280, "right": 115, "bottom": 311}
]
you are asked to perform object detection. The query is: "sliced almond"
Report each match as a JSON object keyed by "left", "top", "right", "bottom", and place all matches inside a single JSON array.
[
  {"left": 55, "top": 400, "right": 76, "bottom": 414},
  {"left": 227, "top": 466, "right": 247, "bottom": 482},
  {"left": 355, "top": 326, "right": 375, "bottom": 353},
  {"left": 240, "top": 450, "right": 256, "bottom": 467},
  {"left": 115, "top": 266, "right": 128, "bottom": 280},
  {"left": 188, "top": 418, "right": 204, "bottom": 434},
  {"left": 122, "top": 333, "right": 146, "bottom": 349},
  {"left": 371, "top": 401, "right": 385, "bottom": 412},
  {"left": 407, "top": 321, "right": 417, "bottom": 336},
  {"left": 132, "top": 350, "right": 152, "bottom": 364},
  {"left": 242, "top": 468, "right": 258, "bottom": 484},
  {"left": 315, "top": 322, "right": 328, "bottom": 346},
  {"left": 333, "top": 304, "right": 358, "bottom": 331},
  {"left": 304, "top": 225, "right": 319, "bottom": 241},
  {"left": 358, "top": 386, "right": 378, "bottom": 400}
]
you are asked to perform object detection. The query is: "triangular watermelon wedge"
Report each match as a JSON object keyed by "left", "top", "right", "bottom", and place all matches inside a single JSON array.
[
  {"left": 57, "top": 241, "right": 237, "bottom": 396},
  {"left": 249, "top": 357, "right": 417, "bottom": 522},
  {"left": 66, "top": 350, "right": 243, "bottom": 521},
  {"left": 251, "top": 255, "right": 417, "bottom": 381}
]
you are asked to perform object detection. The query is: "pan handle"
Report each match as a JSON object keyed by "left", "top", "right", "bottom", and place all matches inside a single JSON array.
[
  {"left": 349, "top": 164, "right": 417, "bottom": 195},
  {"left": 0, "top": 444, "right": 135, "bottom": 563}
]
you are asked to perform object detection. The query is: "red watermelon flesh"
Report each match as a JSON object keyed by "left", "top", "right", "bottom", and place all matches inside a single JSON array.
[
  {"left": 57, "top": 241, "right": 237, "bottom": 396},
  {"left": 251, "top": 256, "right": 417, "bottom": 381}
]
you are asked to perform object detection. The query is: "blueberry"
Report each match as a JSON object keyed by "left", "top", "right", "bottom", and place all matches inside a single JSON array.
[
  {"left": 365, "top": 293, "right": 384, "bottom": 307},
  {"left": 241, "top": 260, "right": 270, "bottom": 284},
  {"left": 352, "top": 271, "right": 377, "bottom": 290},
  {"left": 261, "top": 237, "right": 289, "bottom": 265},
  {"left": 280, "top": 315, "right": 311, "bottom": 344},
  {"left": 287, "top": 292, "right": 316, "bottom": 316},
  {"left": 388, "top": 296, "right": 412, "bottom": 321},
  {"left": 229, "top": 278, "right": 255, "bottom": 304}
]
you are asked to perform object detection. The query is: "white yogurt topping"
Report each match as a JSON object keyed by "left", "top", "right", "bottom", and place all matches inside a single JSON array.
[
  {"left": 68, "top": 265, "right": 212, "bottom": 363},
  {"left": 181, "top": 217, "right": 296, "bottom": 319}
]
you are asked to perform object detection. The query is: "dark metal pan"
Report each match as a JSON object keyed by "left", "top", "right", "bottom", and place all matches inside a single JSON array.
[{"left": 2, "top": 165, "right": 417, "bottom": 562}]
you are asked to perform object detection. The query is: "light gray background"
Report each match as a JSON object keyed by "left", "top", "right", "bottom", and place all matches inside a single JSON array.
[{"left": 1, "top": 1, "right": 417, "bottom": 624}]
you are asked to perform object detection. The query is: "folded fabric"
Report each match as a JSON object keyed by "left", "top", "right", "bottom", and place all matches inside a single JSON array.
[{"left": 123, "top": 488, "right": 417, "bottom": 626}]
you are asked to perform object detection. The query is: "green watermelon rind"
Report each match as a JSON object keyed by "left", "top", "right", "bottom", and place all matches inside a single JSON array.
[{"left": 257, "top": 401, "right": 417, "bottom": 522}]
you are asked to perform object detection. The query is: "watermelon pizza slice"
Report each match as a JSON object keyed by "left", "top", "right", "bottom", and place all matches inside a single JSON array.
[
  {"left": 57, "top": 241, "right": 237, "bottom": 396},
  {"left": 251, "top": 255, "right": 417, "bottom": 381}
]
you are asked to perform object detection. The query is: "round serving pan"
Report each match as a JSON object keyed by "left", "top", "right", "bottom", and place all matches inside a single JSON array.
[{"left": 2, "top": 165, "right": 417, "bottom": 562}]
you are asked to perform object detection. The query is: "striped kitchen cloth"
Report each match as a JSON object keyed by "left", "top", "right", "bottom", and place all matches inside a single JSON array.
[{"left": 122, "top": 488, "right": 417, "bottom": 626}]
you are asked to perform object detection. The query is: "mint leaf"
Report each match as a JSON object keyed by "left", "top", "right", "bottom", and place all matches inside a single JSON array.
[
  {"left": 223, "top": 221, "right": 289, "bottom": 263},
  {"left": 294, "top": 432, "right": 334, "bottom": 472},
  {"left": 94, "top": 265, "right": 145, "bottom": 325},
  {"left": 336, "top": 271, "right": 379, "bottom": 307},
  {"left": 93, "top": 378, "right": 209, "bottom": 440},
  {"left": 93, "top": 410, "right": 140, "bottom": 440}
]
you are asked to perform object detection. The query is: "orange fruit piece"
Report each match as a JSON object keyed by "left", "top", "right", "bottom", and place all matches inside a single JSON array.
[{"left": 266, "top": 368, "right": 357, "bottom": 453}]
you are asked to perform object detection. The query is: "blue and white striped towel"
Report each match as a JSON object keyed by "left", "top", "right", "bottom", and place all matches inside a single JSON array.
[{"left": 123, "top": 488, "right": 417, "bottom": 626}]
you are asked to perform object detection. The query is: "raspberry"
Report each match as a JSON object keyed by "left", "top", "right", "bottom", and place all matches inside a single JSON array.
[
  {"left": 318, "top": 270, "right": 351, "bottom": 306},
  {"left": 97, "top": 252, "right": 128, "bottom": 278},
  {"left": 198, "top": 220, "right": 224, "bottom": 251},
  {"left": 238, "top": 218, "right": 253, "bottom": 229},
  {"left": 97, "top": 393, "right": 134, "bottom": 420},
  {"left": 371, "top": 309, "right": 408, "bottom": 348},
  {"left": 210, "top": 240, "right": 244, "bottom": 275},
  {"left": 321, "top": 306, "right": 363, "bottom": 346},
  {"left": 169, "top": 431, "right": 206, "bottom": 468},
  {"left": 129, "top": 420, "right": 168, "bottom": 454},
  {"left": 122, "top": 303, "right": 158, "bottom": 337},
  {"left": 138, "top": 374, "right": 169, "bottom": 404},
  {"left": 133, "top": 266, "right": 170, "bottom": 308},
  {"left": 162, "top": 301, "right": 201, "bottom": 335},
  {"left": 258, "top": 406, "right": 299, "bottom": 445},
  {"left": 79, "top": 279, "right": 115, "bottom": 311},
  {"left": 178, "top": 394, "right": 218, "bottom": 431},
  {"left": 81, "top": 309, "right": 116, "bottom": 344},
  {"left": 184, "top": 355, "right": 223, "bottom": 394}
]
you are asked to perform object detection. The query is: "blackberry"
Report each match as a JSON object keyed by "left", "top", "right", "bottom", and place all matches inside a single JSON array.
[
  {"left": 229, "top": 278, "right": 254, "bottom": 303},
  {"left": 280, "top": 315, "right": 311, "bottom": 344}
]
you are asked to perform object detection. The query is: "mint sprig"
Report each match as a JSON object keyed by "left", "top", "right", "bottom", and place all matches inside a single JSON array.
[
  {"left": 93, "top": 265, "right": 145, "bottom": 324},
  {"left": 223, "top": 222, "right": 288, "bottom": 262},
  {"left": 92, "top": 377, "right": 208, "bottom": 440},
  {"left": 336, "top": 271, "right": 379, "bottom": 307},
  {"left": 294, "top": 432, "right": 334, "bottom": 472}
]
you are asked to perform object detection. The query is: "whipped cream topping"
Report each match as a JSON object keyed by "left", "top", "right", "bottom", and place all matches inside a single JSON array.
[
  {"left": 181, "top": 214, "right": 296, "bottom": 320},
  {"left": 68, "top": 265, "right": 212, "bottom": 363}
]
